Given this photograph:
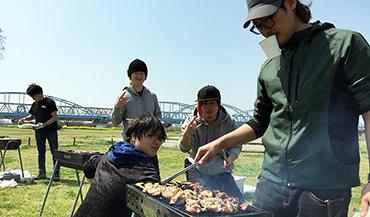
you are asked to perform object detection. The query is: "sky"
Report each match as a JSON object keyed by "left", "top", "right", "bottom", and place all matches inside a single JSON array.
[{"left": 1, "top": 0, "right": 370, "bottom": 111}]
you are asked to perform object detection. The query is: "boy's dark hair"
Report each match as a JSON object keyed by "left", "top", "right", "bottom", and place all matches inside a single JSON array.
[
  {"left": 125, "top": 113, "right": 166, "bottom": 143},
  {"left": 26, "top": 83, "right": 43, "bottom": 96}
]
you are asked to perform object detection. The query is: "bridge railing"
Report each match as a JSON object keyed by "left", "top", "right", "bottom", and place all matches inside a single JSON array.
[{"left": 0, "top": 92, "right": 365, "bottom": 128}]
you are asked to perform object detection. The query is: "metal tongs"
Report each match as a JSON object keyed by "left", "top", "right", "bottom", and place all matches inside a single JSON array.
[{"left": 159, "top": 161, "right": 199, "bottom": 185}]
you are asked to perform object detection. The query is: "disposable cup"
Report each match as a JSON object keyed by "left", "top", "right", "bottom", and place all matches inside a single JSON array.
[{"left": 259, "top": 35, "right": 281, "bottom": 60}]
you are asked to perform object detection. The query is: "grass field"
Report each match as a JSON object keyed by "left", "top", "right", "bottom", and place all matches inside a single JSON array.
[{"left": 0, "top": 126, "right": 367, "bottom": 216}]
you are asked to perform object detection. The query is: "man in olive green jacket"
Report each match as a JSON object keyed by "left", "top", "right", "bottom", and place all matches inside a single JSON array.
[{"left": 194, "top": 1, "right": 370, "bottom": 216}]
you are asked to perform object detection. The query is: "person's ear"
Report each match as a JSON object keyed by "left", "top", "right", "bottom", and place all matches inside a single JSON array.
[
  {"left": 286, "top": 0, "right": 297, "bottom": 10},
  {"left": 131, "top": 133, "right": 137, "bottom": 143}
]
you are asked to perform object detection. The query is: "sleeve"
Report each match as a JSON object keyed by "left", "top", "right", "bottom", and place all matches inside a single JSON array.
[
  {"left": 152, "top": 93, "right": 162, "bottom": 120},
  {"left": 83, "top": 155, "right": 103, "bottom": 179},
  {"left": 49, "top": 100, "right": 58, "bottom": 113},
  {"left": 342, "top": 32, "right": 370, "bottom": 113},
  {"left": 110, "top": 107, "right": 124, "bottom": 126},
  {"left": 246, "top": 74, "right": 274, "bottom": 138},
  {"left": 110, "top": 93, "right": 126, "bottom": 127},
  {"left": 29, "top": 102, "right": 35, "bottom": 115}
]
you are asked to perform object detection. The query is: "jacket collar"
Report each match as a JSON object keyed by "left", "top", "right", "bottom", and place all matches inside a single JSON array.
[
  {"left": 123, "top": 83, "right": 148, "bottom": 96},
  {"left": 280, "top": 21, "right": 335, "bottom": 50},
  {"left": 108, "top": 141, "right": 151, "bottom": 164}
]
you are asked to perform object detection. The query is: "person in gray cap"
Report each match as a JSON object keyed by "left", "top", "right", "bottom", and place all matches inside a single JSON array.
[
  {"left": 194, "top": 1, "right": 370, "bottom": 217},
  {"left": 111, "top": 58, "right": 162, "bottom": 176},
  {"left": 179, "top": 85, "right": 244, "bottom": 200}
]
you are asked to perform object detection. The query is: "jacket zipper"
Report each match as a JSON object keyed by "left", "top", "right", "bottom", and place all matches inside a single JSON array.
[
  {"left": 294, "top": 70, "right": 300, "bottom": 103},
  {"left": 285, "top": 45, "right": 298, "bottom": 186}
]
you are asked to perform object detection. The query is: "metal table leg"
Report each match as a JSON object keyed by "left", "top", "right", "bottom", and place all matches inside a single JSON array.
[
  {"left": 75, "top": 170, "right": 84, "bottom": 202},
  {"left": 39, "top": 161, "right": 58, "bottom": 216},
  {"left": 0, "top": 149, "right": 4, "bottom": 171},
  {"left": 0, "top": 141, "right": 10, "bottom": 170},
  {"left": 39, "top": 163, "right": 86, "bottom": 216},
  {"left": 70, "top": 171, "right": 85, "bottom": 217},
  {"left": 17, "top": 145, "right": 24, "bottom": 179}
]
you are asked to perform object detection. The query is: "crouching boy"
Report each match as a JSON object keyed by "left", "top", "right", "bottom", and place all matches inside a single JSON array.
[{"left": 73, "top": 114, "right": 166, "bottom": 217}]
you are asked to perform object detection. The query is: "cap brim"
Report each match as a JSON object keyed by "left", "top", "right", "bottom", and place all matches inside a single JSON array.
[{"left": 243, "top": 0, "right": 282, "bottom": 29}]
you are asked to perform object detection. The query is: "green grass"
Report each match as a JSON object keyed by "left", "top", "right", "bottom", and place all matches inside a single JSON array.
[{"left": 0, "top": 126, "right": 367, "bottom": 216}]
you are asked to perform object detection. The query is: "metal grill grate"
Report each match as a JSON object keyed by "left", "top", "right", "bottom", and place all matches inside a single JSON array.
[{"left": 126, "top": 184, "right": 272, "bottom": 217}]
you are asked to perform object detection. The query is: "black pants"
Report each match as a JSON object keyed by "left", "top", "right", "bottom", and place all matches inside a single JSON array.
[
  {"left": 184, "top": 158, "right": 244, "bottom": 200},
  {"left": 252, "top": 176, "right": 351, "bottom": 217}
]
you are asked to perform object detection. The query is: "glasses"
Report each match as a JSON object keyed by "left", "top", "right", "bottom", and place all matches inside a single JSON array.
[
  {"left": 145, "top": 134, "right": 165, "bottom": 143},
  {"left": 249, "top": 14, "right": 275, "bottom": 35}
]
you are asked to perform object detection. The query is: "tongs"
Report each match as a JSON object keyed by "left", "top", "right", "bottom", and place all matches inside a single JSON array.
[
  {"left": 159, "top": 161, "right": 199, "bottom": 185},
  {"left": 221, "top": 149, "right": 228, "bottom": 163}
]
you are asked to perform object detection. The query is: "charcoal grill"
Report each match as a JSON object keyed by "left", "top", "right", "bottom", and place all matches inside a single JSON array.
[
  {"left": 40, "top": 150, "right": 103, "bottom": 217},
  {"left": 126, "top": 184, "right": 272, "bottom": 217},
  {"left": 0, "top": 138, "right": 24, "bottom": 180},
  {"left": 54, "top": 150, "right": 102, "bottom": 170}
]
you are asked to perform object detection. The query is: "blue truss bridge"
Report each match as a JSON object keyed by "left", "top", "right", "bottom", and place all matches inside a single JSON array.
[
  {"left": 0, "top": 92, "right": 254, "bottom": 125},
  {"left": 0, "top": 92, "right": 365, "bottom": 128}
]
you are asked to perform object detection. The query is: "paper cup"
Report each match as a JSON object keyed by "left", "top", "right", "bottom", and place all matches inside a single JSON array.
[{"left": 259, "top": 35, "right": 281, "bottom": 60}]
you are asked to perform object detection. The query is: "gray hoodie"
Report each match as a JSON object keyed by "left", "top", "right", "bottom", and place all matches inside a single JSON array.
[
  {"left": 111, "top": 83, "right": 161, "bottom": 139},
  {"left": 179, "top": 106, "right": 242, "bottom": 175}
]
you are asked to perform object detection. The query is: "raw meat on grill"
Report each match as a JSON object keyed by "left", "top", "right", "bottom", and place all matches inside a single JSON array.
[
  {"left": 137, "top": 181, "right": 248, "bottom": 213},
  {"left": 141, "top": 183, "right": 163, "bottom": 197},
  {"left": 67, "top": 149, "right": 100, "bottom": 154},
  {"left": 162, "top": 185, "right": 181, "bottom": 198}
]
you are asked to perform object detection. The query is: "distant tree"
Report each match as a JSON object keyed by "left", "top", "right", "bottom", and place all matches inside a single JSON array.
[{"left": 0, "top": 28, "right": 5, "bottom": 60}]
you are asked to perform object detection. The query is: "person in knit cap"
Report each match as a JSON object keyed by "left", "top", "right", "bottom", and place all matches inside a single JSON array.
[
  {"left": 179, "top": 85, "right": 244, "bottom": 200},
  {"left": 110, "top": 58, "right": 162, "bottom": 176}
]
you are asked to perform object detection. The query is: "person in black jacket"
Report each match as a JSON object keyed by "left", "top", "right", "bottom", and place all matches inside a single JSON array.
[
  {"left": 20, "top": 83, "right": 60, "bottom": 181},
  {"left": 73, "top": 114, "right": 166, "bottom": 217}
]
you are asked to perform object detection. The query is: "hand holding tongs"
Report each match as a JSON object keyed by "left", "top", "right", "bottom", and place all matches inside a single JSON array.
[{"left": 159, "top": 161, "right": 199, "bottom": 185}]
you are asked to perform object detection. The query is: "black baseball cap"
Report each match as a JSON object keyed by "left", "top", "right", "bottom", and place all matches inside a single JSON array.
[
  {"left": 195, "top": 85, "right": 221, "bottom": 102},
  {"left": 243, "top": 0, "right": 283, "bottom": 29}
]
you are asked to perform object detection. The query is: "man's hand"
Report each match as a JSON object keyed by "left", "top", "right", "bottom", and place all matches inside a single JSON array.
[
  {"left": 33, "top": 123, "right": 44, "bottom": 130},
  {"left": 361, "top": 183, "right": 370, "bottom": 216},
  {"left": 194, "top": 140, "right": 221, "bottom": 166},
  {"left": 115, "top": 91, "right": 130, "bottom": 108},
  {"left": 224, "top": 160, "right": 235, "bottom": 171},
  {"left": 184, "top": 116, "right": 201, "bottom": 135},
  {"left": 224, "top": 152, "right": 238, "bottom": 171}
]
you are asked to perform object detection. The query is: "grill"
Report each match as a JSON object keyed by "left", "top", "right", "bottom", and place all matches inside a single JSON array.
[
  {"left": 40, "top": 149, "right": 104, "bottom": 216},
  {"left": 126, "top": 184, "right": 272, "bottom": 217},
  {"left": 54, "top": 150, "right": 103, "bottom": 170},
  {"left": 0, "top": 138, "right": 21, "bottom": 150},
  {"left": 0, "top": 138, "right": 23, "bottom": 179}
]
